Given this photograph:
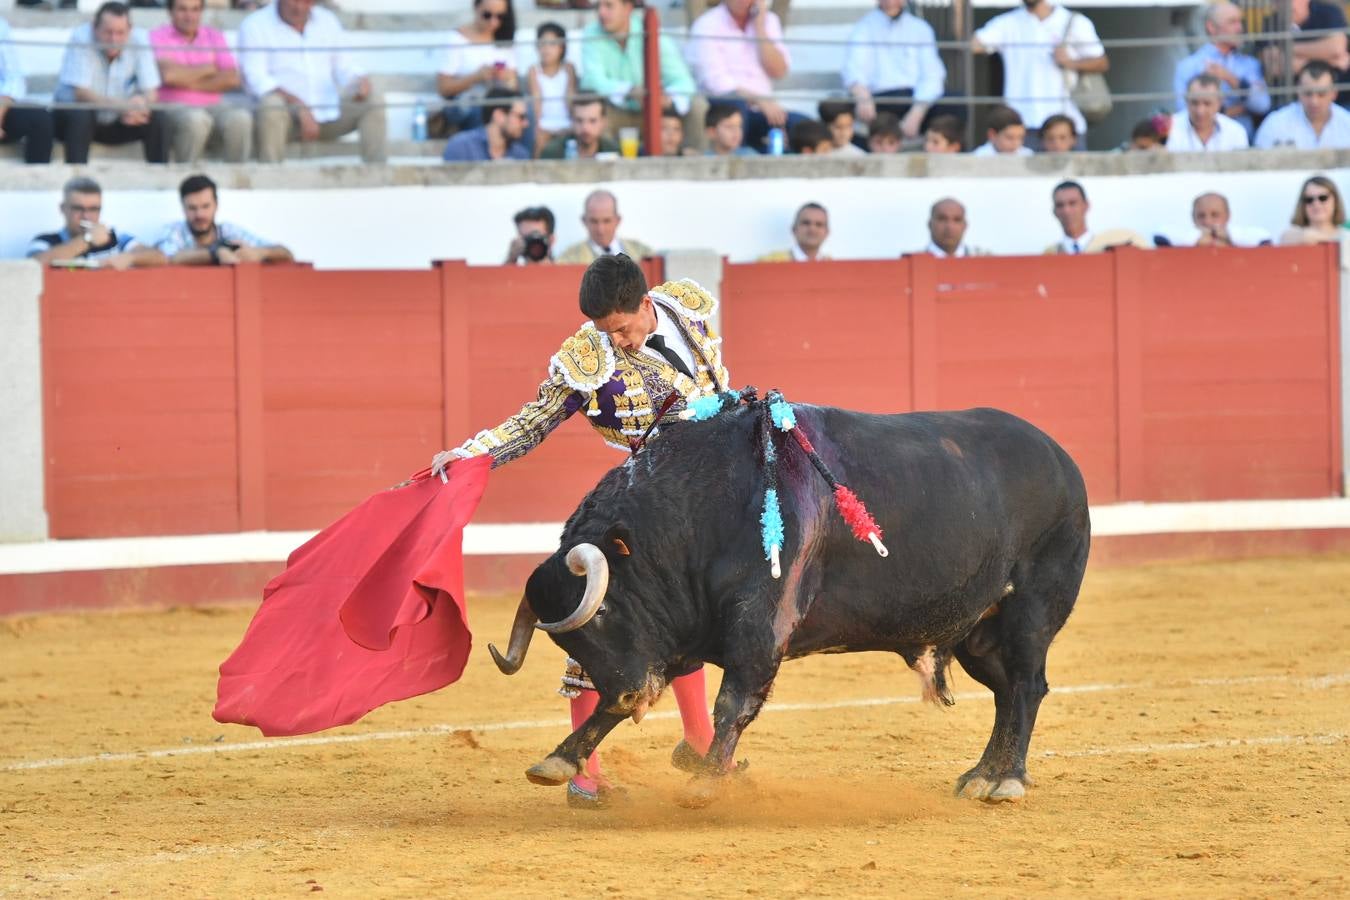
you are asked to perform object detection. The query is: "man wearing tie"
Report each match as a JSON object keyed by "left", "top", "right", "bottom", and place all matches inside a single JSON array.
[
  {"left": 1044, "top": 180, "right": 1149, "bottom": 254},
  {"left": 432, "top": 253, "right": 728, "bottom": 809},
  {"left": 558, "top": 190, "right": 655, "bottom": 264}
]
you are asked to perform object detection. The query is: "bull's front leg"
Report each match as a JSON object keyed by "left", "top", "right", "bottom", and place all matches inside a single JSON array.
[
  {"left": 675, "top": 654, "right": 783, "bottom": 808},
  {"left": 524, "top": 704, "right": 628, "bottom": 786}
]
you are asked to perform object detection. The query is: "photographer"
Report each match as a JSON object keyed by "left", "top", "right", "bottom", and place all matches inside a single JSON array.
[
  {"left": 155, "top": 174, "right": 293, "bottom": 266},
  {"left": 505, "top": 205, "right": 556, "bottom": 265}
]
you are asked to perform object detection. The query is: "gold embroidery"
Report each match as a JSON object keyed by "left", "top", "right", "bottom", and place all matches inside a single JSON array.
[
  {"left": 650, "top": 279, "right": 717, "bottom": 321},
  {"left": 551, "top": 324, "right": 615, "bottom": 392}
]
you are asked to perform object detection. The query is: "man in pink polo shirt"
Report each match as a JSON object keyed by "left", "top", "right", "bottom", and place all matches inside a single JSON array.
[
  {"left": 151, "top": 0, "right": 252, "bottom": 162},
  {"left": 684, "top": 0, "right": 806, "bottom": 153}
]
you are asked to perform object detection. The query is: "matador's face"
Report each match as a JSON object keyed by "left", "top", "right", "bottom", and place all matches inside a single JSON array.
[{"left": 592, "top": 294, "right": 657, "bottom": 354}]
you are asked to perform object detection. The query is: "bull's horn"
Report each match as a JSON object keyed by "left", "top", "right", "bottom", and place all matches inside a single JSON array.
[
  {"left": 536, "top": 543, "right": 609, "bottom": 634},
  {"left": 488, "top": 595, "right": 538, "bottom": 675}
]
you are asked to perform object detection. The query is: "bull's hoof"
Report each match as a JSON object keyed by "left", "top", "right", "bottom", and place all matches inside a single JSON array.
[
  {"left": 671, "top": 740, "right": 705, "bottom": 774},
  {"left": 955, "top": 772, "right": 1027, "bottom": 803},
  {"left": 674, "top": 776, "right": 720, "bottom": 809},
  {"left": 525, "top": 756, "right": 578, "bottom": 786}
]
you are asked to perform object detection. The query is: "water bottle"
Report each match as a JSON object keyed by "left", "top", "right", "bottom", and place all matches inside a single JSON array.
[
  {"left": 564, "top": 138, "right": 578, "bottom": 160},
  {"left": 411, "top": 100, "right": 428, "bottom": 142},
  {"left": 767, "top": 127, "right": 785, "bottom": 156}
]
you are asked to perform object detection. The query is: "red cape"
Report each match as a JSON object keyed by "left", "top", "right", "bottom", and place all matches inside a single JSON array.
[{"left": 213, "top": 456, "right": 491, "bottom": 736}]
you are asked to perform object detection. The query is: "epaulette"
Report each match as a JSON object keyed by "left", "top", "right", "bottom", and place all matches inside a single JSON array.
[
  {"left": 649, "top": 278, "right": 718, "bottom": 322},
  {"left": 550, "top": 322, "right": 617, "bottom": 392}
]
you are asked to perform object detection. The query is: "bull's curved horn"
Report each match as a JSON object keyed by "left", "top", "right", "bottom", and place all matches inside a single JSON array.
[
  {"left": 536, "top": 543, "right": 609, "bottom": 634},
  {"left": 488, "top": 595, "right": 538, "bottom": 675}
]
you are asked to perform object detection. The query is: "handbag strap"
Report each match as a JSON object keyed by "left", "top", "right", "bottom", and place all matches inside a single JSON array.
[{"left": 1060, "top": 12, "right": 1077, "bottom": 94}]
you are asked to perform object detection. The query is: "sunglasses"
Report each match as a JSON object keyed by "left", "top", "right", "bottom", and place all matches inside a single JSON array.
[
  {"left": 1303, "top": 193, "right": 1333, "bottom": 205},
  {"left": 479, "top": 9, "right": 504, "bottom": 20}
]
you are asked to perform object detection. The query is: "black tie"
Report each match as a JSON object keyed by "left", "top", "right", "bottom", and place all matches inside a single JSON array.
[{"left": 645, "top": 334, "right": 694, "bottom": 380}]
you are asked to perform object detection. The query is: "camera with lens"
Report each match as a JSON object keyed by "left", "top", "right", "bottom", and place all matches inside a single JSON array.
[{"left": 522, "top": 231, "right": 551, "bottom": 262}]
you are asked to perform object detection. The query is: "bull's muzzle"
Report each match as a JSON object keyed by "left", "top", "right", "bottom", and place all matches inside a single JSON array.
[{"left": 487, "top": 543, "right": 610, "bottom": 675}]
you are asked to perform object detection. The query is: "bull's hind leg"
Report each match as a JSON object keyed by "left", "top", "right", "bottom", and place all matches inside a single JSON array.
[{"left": 953, "top": 522, "right": 1088, "bottom": 802}]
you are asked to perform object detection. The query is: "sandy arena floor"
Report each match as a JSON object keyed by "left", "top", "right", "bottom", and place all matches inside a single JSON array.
[{"left": 2, "top": 555, "right": 1349, "bottom": 898}]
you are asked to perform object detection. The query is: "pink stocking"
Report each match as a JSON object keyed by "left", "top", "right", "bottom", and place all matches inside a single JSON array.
[
  {"left": 569, "top": 690, "right": 603, "bottom": 790},
  {"left": 671, "top": 666, "right": 714, "bottom": 756}
]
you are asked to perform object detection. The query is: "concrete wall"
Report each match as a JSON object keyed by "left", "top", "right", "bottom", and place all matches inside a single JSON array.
[{"left": 0, "top": 260, "right": 48, "bottom": 542}]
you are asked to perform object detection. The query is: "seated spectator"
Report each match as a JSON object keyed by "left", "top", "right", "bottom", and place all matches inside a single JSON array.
[
  {"left": 28, "top": 176, "right": 165, "bottom": 270},
  {"left": 972, "top": 105, "right": 1031, "bottom": 157},
  {"left": 1280, "top": 175, "right": 1345, "bottom": 245},
  {"left": 685, "top": 0, "right": 806, "bottom": 153},
  {"left": 660, "top": 107, "right": 697, "bottom": 156},
  {"left": 151, "top": 0, "right": 251, "bottom": 163},
  {"left": 1188, "top": 191, "right": 1271, "bottom": 247},
  {"left": 0, "top": 15, "right": 55, "bottom": 163},
  {"left": 819, "top": 98, "right": 866, "bottom": 156},
  {"left": 583, "top": 0, "right": 707, "bottom": 153},
  {"left": 973, "top": 0, "right": 1108, "bottom": 143},
  {"left": 923, "top": 198, "right": 988, "bottom": 257},
  {"left": 436, "top": 0, "right": 518, "bottom": 137},
  {"left": 156, "top": 174, "right": 294, "bottom": 265},
  {"left": 1260, "top": 0, "right": 1350, "bottom": 107},
  {"left": 558, "top": 190, "right": 654, "bottom": 263},
  {"left": 868, "top": 112, "right": 903, "bottom": 153},
  {"left": 1044, "top": 180, "right": 1149, "bottom": 254},
  {"left": 1168, "top": 74, "right": 1249, "bottom": 152},
  {"left": 843, "top": 0, "right": 946, "bottom": 140},
  {"left": 758, "top": 203, "right": 830, "bottom": 262},
  {"left": 923, "top": 114, "right": 963, "bottom": 153},
  {"left": 540, "top": 97, "right": 620, "bottom": 159},
  {"left": 504, "top": 205, "right": 556, "bottom": 265},
  {"left": 789, "top": 119, "right": 833, "bottom": 154},
  {"left": 240, "top": 0, "right": 386, "bottom": 164},
  {"left": 1173, "top": 2, "right": 1269, "bottom": 138},
  {"left": 527, "top": 23, "right": 576, "bottom": 156},
  {"left": 1126, "top": 117, "right": 1166, "bottom": 151},
  {"left": 1038, "top": 114, "right": 1078, "bottom": 153},
  {"left": 53, "top": 2, "right": 169, "bottom": 164},
  {"left": 704, "top": 103, "right": 757, "bottom": 157},
  {"left": 1254, "top": 61, "right": 1350, "bottom": 150},
  {"left": 444, "top": 87, "right": 530, "bottom": 162}
]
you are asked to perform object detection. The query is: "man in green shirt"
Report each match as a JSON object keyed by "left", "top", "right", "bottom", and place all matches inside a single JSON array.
[{"left": 581, "top": 0, "right": 708, "bottom": 152}]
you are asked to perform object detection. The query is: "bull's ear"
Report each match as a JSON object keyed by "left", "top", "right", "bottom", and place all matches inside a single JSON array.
[{"left": 605, "top": 523, "right": 633, "bottom": 558}]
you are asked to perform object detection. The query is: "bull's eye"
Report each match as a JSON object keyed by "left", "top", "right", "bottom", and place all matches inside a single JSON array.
[{"left": 595, "top": 604, "right": 608, "bottom": 618}]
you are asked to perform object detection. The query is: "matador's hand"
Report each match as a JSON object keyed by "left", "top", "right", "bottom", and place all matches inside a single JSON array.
[{"left": 431, "top": 449, "right": 457, "bottom": 475}]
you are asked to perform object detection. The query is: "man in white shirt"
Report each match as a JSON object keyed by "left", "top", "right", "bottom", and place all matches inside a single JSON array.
[
  {"left": 1254, "top": 60, "right": 1350, "bottom": 150},
  {"left": 53, "top": 2, "right": 169, "bottom": 164},
  {"left": 843, "top": 0, "right": 946, "bottom": 140},
  {"left": 1167, "top": 73, "right": 1250, "bottom": 152},
  {"left": 1044, "top": 180, "right": 1149, "bottom": 254},
  {"left": 923, "top": 198, "right": 988, "bottom": 258},
  {"left": 757, "top": 202, "right": 831, "bottom": 262},
  {"left": 239, "top": 0, "right": 387, "bottom": 163},
  {"left": 972, "top": 0, "right": 1107, "bottom": 140},
  {"left": 1188, "top": 192, "right": 1271, "bottom": 247}
]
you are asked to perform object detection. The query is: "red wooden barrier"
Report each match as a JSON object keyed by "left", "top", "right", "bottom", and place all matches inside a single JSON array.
[{"left": 38, "top": 248, "right": 1341, "bottom": 539}]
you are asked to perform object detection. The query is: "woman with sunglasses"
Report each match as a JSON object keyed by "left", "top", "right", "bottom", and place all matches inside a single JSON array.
[
  {"left": 436, "top": 0, "right": 520, "bottom": 137},
  {"left": 1281, "top": 175, "right": 1347, "bottom": 245}
]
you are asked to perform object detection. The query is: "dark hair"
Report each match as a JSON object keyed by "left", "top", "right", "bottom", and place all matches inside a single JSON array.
[
  {"left": 94, "top": 1, "right": 130, "bottom": 28},
  {"left": 985, "top": 104, "right": 1024, "bottom": 134},
  {"left": 536, "top": 21, "right": 566, "bottom": 53},
  {"left": 579, "top": 253, "right": 648, "bottom": 319},
  {"left": 514, "top": 205, "right": 555, "bottom": 236},
  {"left": 868, "top": 111, "right": 902, "bottom": 141},
  {"left": 817, "top": 98, "right": 856, "bottom": 126},
  {"left": 925, "top": 113, "right": 963, "bottom": 150},
  {"left": 705, "top": 102, "right": 741, "bottom": 129},
  {"left": 795, "top": 202, "right": 827, "bottom": 223},
  {"left": 660, "top": 106, "right": 683, "bottom": 122},
  {"left": 570, "top": 95, "right": 607, "bottom": 116},
  {"left": 1053, "top": 180, "right": 1087, "bottom": 202},
  {"left": 1299, "top": 59, "right": 1336, "bottom": 83},
  {"left": 1185, "top": 73, "right": 1222, "bottom": 95},
  {"left": 482, "top": 86, "right": 521, "bottom": 126},
  {"left": 474, "top": 0, "right": 516, "bottom": 43},
  {"left": 178, "top": 173, "right": 217, "bottom": 201},
  {"left": 1040, "top": 113, "right": 1077, "bottom": 136},
  {"left": 788, "top": 118, "right": 831, "bottom": 153},
  {"left": 1130, "top": 118, "right": 1162, "bottom": 141}
]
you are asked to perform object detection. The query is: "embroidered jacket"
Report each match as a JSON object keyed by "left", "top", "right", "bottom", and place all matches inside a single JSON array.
[{"left": 452, "top": 279, "right": 730, "bottom": 467}]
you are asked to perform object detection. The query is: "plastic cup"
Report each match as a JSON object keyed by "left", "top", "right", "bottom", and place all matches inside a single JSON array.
[{"left": 619, "top": 127, "right": 640, "bottom": 159}]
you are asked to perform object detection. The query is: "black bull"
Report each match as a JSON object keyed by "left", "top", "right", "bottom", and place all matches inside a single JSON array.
[{"left": 490, "top": 405, "right": 1090, "bottom": 804}]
